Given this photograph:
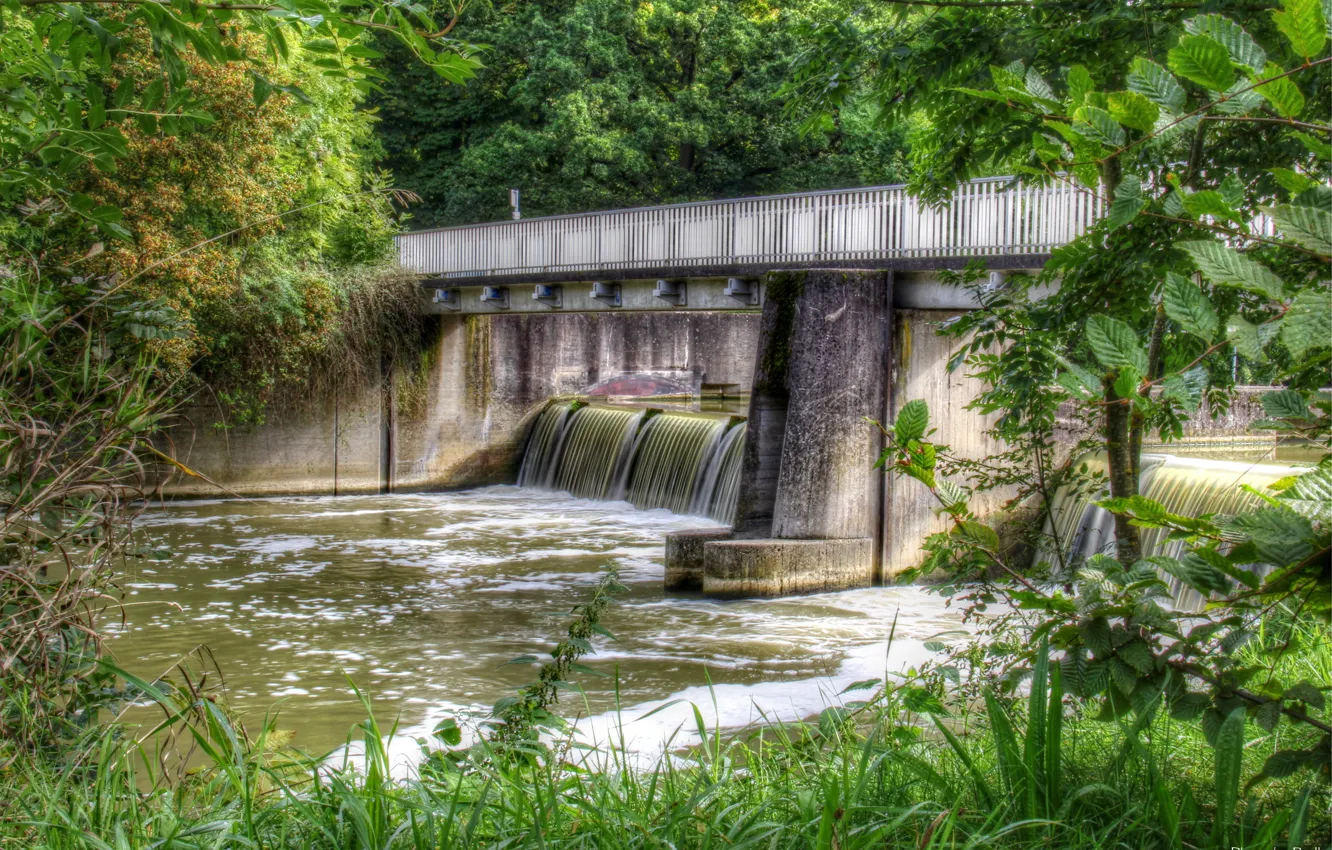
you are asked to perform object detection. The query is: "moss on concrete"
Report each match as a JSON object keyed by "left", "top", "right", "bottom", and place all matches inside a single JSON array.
[{"left": 753, "top": 271, "right": 805, "bottom": 395}]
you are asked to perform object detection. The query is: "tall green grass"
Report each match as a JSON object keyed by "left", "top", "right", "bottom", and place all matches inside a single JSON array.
[{"left": 2, "top": 647, "right": 1325, "bottom": 850}]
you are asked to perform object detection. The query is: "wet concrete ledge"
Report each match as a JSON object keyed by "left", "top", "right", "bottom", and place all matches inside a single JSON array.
[{"left": 665, "top": 532, "right": 875, "bottom": 598}]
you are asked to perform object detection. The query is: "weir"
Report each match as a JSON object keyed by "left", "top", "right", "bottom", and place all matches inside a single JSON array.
[
  {"left": 1039, "top": 454, "right": 1303, "bottom": 610},
  {"left": 518, "top": 403, "right": 745, "bottom": 523},
  {"left": 156, "top": 179, "right": 1287, "bottom": 601}
]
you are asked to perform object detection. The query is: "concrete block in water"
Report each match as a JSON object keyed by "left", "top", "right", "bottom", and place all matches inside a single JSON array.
[
  {"left": 663, "top": 528, "right": 734, "bottom": 591},
  {"left": 700, "top": 537, "right": 874, "bottom": 598}
]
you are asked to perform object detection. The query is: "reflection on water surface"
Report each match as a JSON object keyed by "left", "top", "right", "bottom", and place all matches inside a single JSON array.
[{"left": 113, "top": 487, "right": 961, "bottom": 755}]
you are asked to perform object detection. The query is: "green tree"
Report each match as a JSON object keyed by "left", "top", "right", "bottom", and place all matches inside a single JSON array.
[
  {"left": 800, "top": 0, "right": 1331, "bottom": 807},
  {"left": 371, "top": 0, "right": 908, "bottom": 227},
  {"left": 0, "top": 0, "right": 476, "bottom": 753}
]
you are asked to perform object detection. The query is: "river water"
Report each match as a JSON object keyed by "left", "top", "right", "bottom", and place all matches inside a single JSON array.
[{"left": 110, "top": 487, "right": 962, "bottom": 760}]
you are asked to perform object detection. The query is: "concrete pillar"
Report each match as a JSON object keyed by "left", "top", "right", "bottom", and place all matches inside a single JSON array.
[
  {"left": 665, "top": 269, "right": 892, "bottom": 597},
  {"left": 771, "top": 270, "right": 889, "bottom": 540},
  {"left": 732, "top": 272, "right": 799, "bottom": 533}
]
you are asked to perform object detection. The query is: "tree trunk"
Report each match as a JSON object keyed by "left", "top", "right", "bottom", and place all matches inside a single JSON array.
[
  {"left": 1103, "top": 375, "right": 1141, "bottom": 564},
  {"left": 1130, "top": 303, "right": 1168, "bottom": 484},
  {"left": 678, "top": 142, "right": 695, "bottom": 172}
]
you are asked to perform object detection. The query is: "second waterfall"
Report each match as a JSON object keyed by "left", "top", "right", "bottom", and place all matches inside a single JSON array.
[{"left": 517, "top": 403, "right": 745, "bottom": 523}]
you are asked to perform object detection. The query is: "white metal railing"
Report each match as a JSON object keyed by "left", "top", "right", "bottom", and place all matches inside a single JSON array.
[{"left": 396, "top": 177, "right": 1105, "bottom": 279}]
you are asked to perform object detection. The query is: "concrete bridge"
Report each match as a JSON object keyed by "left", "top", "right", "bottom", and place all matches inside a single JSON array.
[
  {"left": 392, "top": 178, "right": 1104, "bottom": 595},
  {"left": 397, "top": 178, "right": 1102, "bottom": 314}
]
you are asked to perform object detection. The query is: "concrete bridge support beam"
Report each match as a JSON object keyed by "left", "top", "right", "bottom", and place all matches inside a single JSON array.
[{"left": 665, "top": 269, "right": 891, "bottom": 597}]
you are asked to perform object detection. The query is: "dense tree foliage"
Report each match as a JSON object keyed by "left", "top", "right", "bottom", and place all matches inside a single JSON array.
[
  {"left": 0, "top": 0, "right": 473, "bottom": 752},
  {"left": 792, "top": 0, "right": 1331, "bottom": 808},
  {"left": 371, "top": 0, "right": 909, "bottom": 227}
]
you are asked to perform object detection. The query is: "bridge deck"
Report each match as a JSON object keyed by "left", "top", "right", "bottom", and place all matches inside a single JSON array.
[{"left": 396, "top": 177, "right": 1104, "bottom": 285}]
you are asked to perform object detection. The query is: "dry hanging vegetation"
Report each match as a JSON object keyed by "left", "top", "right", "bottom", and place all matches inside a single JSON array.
[{"left": 0, "top": 259, "right": 167, "bottom": 762}]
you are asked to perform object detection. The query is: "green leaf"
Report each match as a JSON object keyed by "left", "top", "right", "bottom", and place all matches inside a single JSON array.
[
  {"left": 1225, "top": 315, "right": 1263, "bottom": 360},
  {"left": 1113, "top": 365, "right": 1141, "bottom": 398},
  {"left": 1268, "top": 204, "right": 1332, "bottom": 254},
  {"left": 86, "top": 82, "right": 106, "bottom": 129},
  {"left": 1257, "top": 749, "right": 1320, "bottom": 783},
  {"left": 1066, "top": 64, "right": 1093, "bottom": 109},
  {"left": 937, "top": 480, "right": 968, "bottom": 510},
  {"left": 1261, "top": 389, "right": 1312, "bottom": 420},
  {"left": 1226, "top": 507, "right": 1315, "bottom": 566},
  {"left": 894, "top": 399, "right": 929, "bottom": 443},
  {"left": 1148, "top": 554, "right": 1229, "bottom": 594},
  {"left": 1282, "top": 287, "right": 1332, "bottom": 357},
  {"left": 1086, "top": 314, "right": 1148, "bottom": 373},
  {"left": 840, "top": 678, "right": 882, "bottom": 694},
  {"left": 955, "top": 521, "right": 1001, "bottom": 551},
  {"left": 1107, "top": 91, "right": 1159, "bottom": 132},
  {"left": 1117, "top": 640, "right": 1156, "bottom": 675},
  {"left": 1255, "top": 698, "right": 1284, "bottom": 732},
  {"left": 1184, "top": 15, "right": 1267, "bottom": 73},
  {"left": 1181, "top": 190, "right": 1243, "bottom": 224},
  {"left": 1270, "top": 168, "right": 1316, "bottom": 194},
  {"left": 433, "top": 717, "right": 463, "bottom": 746},
  {"left": 1164, "top": 273, "right": 1220, "bottom": 341},
  {"left": 1080, "top": 618, "right": 1113, "bottom": 657},
  {"left": 1294, "top": 130, "right": 1332, "bottom": 160},
  {"left": 1161, "top": 367, "right": 1208, "bottom": 411},
  {"left": 1107, "top": 174, "right": 1144, "bottom": 229},
  {"left": 1273, "top": 0, "right": 1327, "bottom": 60},
  {"left": 1216, "top": 85, "right": 1265, "bottom": 114},
  {"left": 1250, "top": 62, "right": 1306, "bottom": 118},
  {"left": 990, "top": 61, "right": 1026, "bottom": 94},
  {"left": 1283, "top": 682, "right": 1327, "bottom": 710},
  {"left": 1109, "top": 658, "right": 1139, "bottom": 695},
  {"left": 1056, "top": 359, "right": 1101, "bottom": 400},
  {"left": 1219, "top": 174, "right": 1245, "bottom": 208},
  {"left": 1278, "top": 464, "right": 1332, "bottom": 522},
  {"left": 251, "top": 72, "right": 274, "bottom": 108},
  {"left": 1171, "top": 692, "right": 1212, "bottom": 720},
  {"left": 1128, "top": 57, "right": 1186, "bottom": 113},
  {"left": 1168, "top": 34, "right": 1237, "bottom": 92},
  {"left": 1180, "top": 241, "right": 1286, "bottom": 301},
  {"left": 1214, "top": 707, "right": 1246, "bottom": 847},
  {"left": 1024, "top": 66, "right": 1058, "bottom": 106},
  {"left": 1073, "top": 106, "right": 1126, "bottom": 146},
  {"left": 112, "top": 77, "right": 134, "bottom": 108}
]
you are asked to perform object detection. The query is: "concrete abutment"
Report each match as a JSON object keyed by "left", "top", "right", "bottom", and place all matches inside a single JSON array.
[{"left": 664, "top": 269, "right": 890, "bottom": 598}]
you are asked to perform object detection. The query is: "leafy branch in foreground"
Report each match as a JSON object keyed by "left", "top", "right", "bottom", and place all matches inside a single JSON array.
[
  {"left": 0, "top": 242, "right": 174, "bottom": 761},
  {"left": 451, "top": 571, "right": 624, "bottom": 762},
  {"left": 880, "top": 396, "right": 1330, "bottom": 798}
]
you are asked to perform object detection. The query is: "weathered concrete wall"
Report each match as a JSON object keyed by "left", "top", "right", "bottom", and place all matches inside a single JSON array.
[
  {"left": 770, "top": 271, "right": 889, "bottom": 541},
  {"left": 160, "top": 383, "right": 387, "bottom": 498},
  {"left": 882, "top": 310, "right": 1009, "bottom": 578},
  {"left": 392, "top": 310, "right": 760, "bottom": 492},
  {"left": 157, "top": 310, "right": 761, "bottom": 497}
]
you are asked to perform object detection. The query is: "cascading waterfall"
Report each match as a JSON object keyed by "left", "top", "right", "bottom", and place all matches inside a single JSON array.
[
  {"left": 690, "top": 423, "right": 746, "bottom": 523},
  {"left": 518, "top": 402, "right": 745, "bottom": 522},
  {"left": 516, "top": 403, "right": 571, "bottom": 488},
  {"left": 1040, "top": 454, "right": 1304, "bottom": 609}
]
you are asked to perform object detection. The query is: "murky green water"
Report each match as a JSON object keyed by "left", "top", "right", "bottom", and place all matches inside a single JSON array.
[{"left": 111, "top": 488, "right": 961, "bottom": 759}]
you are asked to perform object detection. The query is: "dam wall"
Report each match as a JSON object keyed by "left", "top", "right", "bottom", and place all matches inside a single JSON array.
[
  {"left": 155, "top": 311, "right": 761, "bottom": 497},
  {"left": 156, "top": 271, "right": 1286, "bottom": 597}
]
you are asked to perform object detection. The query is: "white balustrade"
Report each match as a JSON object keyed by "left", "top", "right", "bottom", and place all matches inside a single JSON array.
[{"left": 396, "top": 177, "right": 1106, "bottom": 279}]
